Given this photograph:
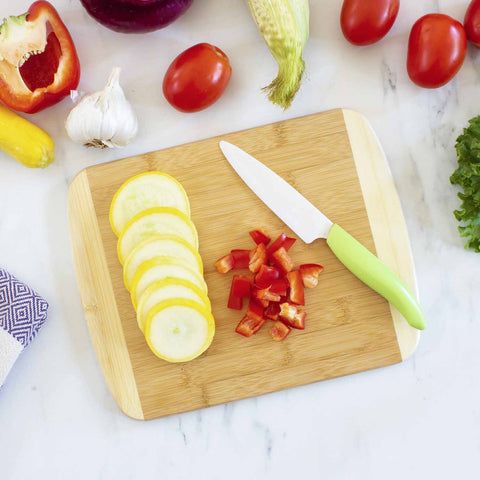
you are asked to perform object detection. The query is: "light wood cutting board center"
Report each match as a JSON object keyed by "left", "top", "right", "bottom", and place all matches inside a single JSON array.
[{"left": 69, "top": 109, "right": 419, "bottom": 420}]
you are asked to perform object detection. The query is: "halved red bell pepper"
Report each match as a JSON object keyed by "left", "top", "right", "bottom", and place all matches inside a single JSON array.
[
  {"left": 0, "top": 1, "right": 80, "bottom": 113},
  {"left": 255, "top": 265, "right": 280, "bottom": 288},
  {"left": 249, "top": 242, "right": 267, "bottom": 273},
  {"left": 231, "top": 249, "right": 251, "bottom": 269},
  {"left": 286, "top": 270, "right": 305, "bottom": 305},
  {"left": 236, "top": 315, "right": 265, "bottom": 337},
  {"left": 215, "top": 253, "right": 234, "bottom": 273},
  {"left": 299, "top": 264, "right": 324, "bottom": 288},
  {"left": 270, "top": 320, "right": 291, "bottom": 341},
  {"left": 271, "top": 247, "right": 294, "bottom": 274},
  {"left": 231, "top": 275, "right": 253, "bottom": 298},
  {"left": 249, "top": 229, "right": 271, "bottom": 246}
]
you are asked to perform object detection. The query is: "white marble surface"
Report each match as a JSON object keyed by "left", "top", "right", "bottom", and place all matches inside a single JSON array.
[{"left": 0, "top": 0, "right": 479, "bottom": 478}]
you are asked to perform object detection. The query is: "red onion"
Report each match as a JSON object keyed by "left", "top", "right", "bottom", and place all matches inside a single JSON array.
[{"left": 80, "top": 0, "right": 194, "bottom": 34}]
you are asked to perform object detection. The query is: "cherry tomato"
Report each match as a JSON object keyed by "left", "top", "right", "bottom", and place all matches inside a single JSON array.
[
  {"left": 407, "top": 14, "right": 467, "bottom": 89},
  {"left": 465, "top": 0, "right": 480, "bottom": 47},
  {"left": 340, "top": 0, "right": 400, "bottom": 46},
  {"left": 163, "top": 43, "right": 232, "bottom": 113}
]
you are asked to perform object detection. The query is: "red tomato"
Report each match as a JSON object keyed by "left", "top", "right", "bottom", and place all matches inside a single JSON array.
[
  {"left": 340, "top": 0, "right": 400, "bottom": 46},
  {"left": 407, "top": 14, "right": 467, "bottom": 88},
  {"left": 465, "top": 0, "right": 480, "bottom": 47},
  {"left": 163, "top": 43, "right": 232, "bottom": 113}
]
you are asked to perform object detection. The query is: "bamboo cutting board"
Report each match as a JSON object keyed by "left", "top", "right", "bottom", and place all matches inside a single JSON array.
[{"left": 68, "top": 109, "right": 419, "bottom": 420}]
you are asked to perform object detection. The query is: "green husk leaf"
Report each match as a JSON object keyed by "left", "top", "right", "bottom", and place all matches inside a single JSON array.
[
  {"left": 450, "top": 115, "right": 480, "bottom": 252},
  {"left": 247, "top": 0, "right": 309, "bottom": 109}
]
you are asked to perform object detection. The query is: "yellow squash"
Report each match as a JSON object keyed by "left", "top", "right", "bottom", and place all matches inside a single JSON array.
[{"left": 0, "top": 103, "right": 54, "bottom": 168}]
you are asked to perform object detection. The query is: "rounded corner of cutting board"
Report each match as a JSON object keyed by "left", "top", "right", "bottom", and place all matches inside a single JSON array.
[{"left": 341, "top": 108, "right": 422, "bottom": 362}]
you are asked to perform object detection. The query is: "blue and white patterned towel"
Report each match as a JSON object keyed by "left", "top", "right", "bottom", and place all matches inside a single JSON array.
[{"left": 0, "top": 269, "right": 48, "bottom": 387}]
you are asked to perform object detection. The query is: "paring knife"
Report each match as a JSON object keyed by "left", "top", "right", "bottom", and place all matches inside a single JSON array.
[{"left": 219, "top": 141, "right": 426, "bottom": 330}]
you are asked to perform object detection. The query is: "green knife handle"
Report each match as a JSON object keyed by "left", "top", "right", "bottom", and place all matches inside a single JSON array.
[{"left": 326, "top": 224, "right": 426, "bottom": 330}]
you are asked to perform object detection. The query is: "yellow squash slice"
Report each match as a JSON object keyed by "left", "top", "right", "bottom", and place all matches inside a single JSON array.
[
  {"left": 130, "top": 257, "right": 207, "bottom": 308},
  {"left": 110, "top": 172, "right": 190, "bottom": 236},
  {"left": 118, "top": 207, "right": 199, "bottom": 264},
  {"left": 123, "top": 234, "right": 203, "bottom": 290},
  {"left": 136, "top": 278, "right": 210, "bottom": 332},
  {"left": 144, "top": 299, "right": 215, "bottom": 363}
]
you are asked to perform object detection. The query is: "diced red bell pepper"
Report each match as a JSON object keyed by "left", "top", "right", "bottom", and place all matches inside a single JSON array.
[
  {"left": 0, "top": 1, "right": 81, "bottom": 113},
  {"left": 290, "top": 310, "right": 306, "bottom": 330},
  {"left": 249, "top": 242, "right": 267, "bottom": 273},
  {"left": 269, "top": 278, "right": 289, "bottom": 296},
  {"left": 236, "top": 315, "right": 266, "bottom": 337},
  {"left": 267, "top": 233, "right": 296, "bottom": 257},
  {"left": 228, "top": 280, "right": 243, "bottom": 310},
  {"left": 255, "top": 264, "right": 281, "bottom": 288},
  {"left": 270, "top": 321, "right": 291, "bottom": 341},
  {"left": 279, "top": 302, "right": 298, "bottom": 322},
  {"left": 264, "top": 302, "right": 280, "bottom": 321},
  {"left": 271, "top": 247, "right": 294, "bottom": 274},
  {"left": 286, "top": 270, "right": 305, "bottom": 305},
  {"left": 249, "top": 229, "right": 271, "bottom": 246},
  {"left": 280, "top": 304, "right": 305, "bottom": 329},
  {"left": 299, "top": 264, "right": 324, "bottom": 288},
  {"left": 215, "top": 253, "right": 234, "bottom": 273},
  {"left": 231, "top": 275, "right": 253, "bottom": 298},
  {"left": 247, "top": 298, "right": 265, "bottom": 321},
  {"left": 231, "top": 249, "right": 251, "bottom": 269},
  {"left": 253, "top": 287, "right": 281, "bottom": 304}
]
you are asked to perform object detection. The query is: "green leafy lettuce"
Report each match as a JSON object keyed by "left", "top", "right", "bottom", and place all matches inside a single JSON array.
[{"left": 450, "top": 116, "right": 480, "bottom": 252}]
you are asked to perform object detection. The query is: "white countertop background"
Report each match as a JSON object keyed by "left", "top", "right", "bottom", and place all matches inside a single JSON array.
[{"left": 1, "top": 0, "right": 479, "bottom": 478}]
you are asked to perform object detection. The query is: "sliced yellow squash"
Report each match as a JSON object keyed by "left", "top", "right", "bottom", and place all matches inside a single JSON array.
[
  {"left": 130, "top": 257, "right": 207, "bottom": 308},
  {"left": 110, "top": 172, "right": 190, "bottom": 236},
  {"left": 136, "top": 278, "right": 210, "bottom": 332},
  {"left": 117, "top": 207, "right": 198, "bottom": 264},
  {"left": 144, "top": 299, "right": 215, "bottom": 363},
  {"left": 123, "top": 234, "right": 203, "bottom": 290}
]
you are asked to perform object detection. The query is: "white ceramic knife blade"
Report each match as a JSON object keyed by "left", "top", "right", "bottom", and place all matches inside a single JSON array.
[{"left": 218, "top": 141, "right": 333, "bottom": 243}]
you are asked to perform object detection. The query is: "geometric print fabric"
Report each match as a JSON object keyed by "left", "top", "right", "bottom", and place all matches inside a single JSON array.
[{"left": 0, "top": 268, "right": 48, "bottom": 348}]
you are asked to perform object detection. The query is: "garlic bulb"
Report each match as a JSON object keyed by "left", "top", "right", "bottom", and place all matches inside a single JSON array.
[{"left": 66, "top": 68, "right": 138, "bottom": 148}]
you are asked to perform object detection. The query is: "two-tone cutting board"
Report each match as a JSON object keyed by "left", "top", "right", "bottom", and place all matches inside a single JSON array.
[{"left": 68, "top": 109, "right": 419, "bottom": 420}]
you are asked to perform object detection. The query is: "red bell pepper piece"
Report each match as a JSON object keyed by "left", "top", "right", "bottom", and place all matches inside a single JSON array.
[
  {"left": 236, "top": 315, "right": 265, "bottom": 337},
  {"left": 269, "top": 278, "right": 289, "bottom": 296},
  {"left": 247, "top": 298, "right": 265, "bottom": 321},
  {"left": 299, "top": 264, "right": 324, "bottom": 288},
  {"left": 286, "top": 270, "right": 305, "bottom": 305},
  {"left": 253, "top": 287, "right": 281, "bottom": 304},
  {"left": 227, "top": 280, "right": 243, "bottom": 310},
  {"left": 271, "top": 247, "right": 294, "bottom": 274},
  {"left": 279, "top": 302, "right": 298, "bottom": 322},
  {"left": 231, "top": 249, "right": 251, "bottom": 269},
  {"left": 249, "top": 229, "right": 271, "bottom": 246},
  {"left": 290, "top": 310, "right": 306, "bottom": 330},
  {"left": 255, "top": 264, "right": 281, "bottom": 288},
  {"left": 270, "top": 320, "right": 291, "bottom": 341},
  {"left": 0, "top": 1, "right": 80, "bottom": 113},
  {"left": 264, "top": 302, "right": 280, "bottom": 321},
  {"left": 249, "top": 242, "right": 267, "bottom": 273},
  {"left": 215, "top": 253, "right": 234, "bottom": 273},
  {"left": 231, "top": 275, "right": 253, "bottom": 298},
  {"left": 267, "top": 233, "right": 296, "bottom": 257}
]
